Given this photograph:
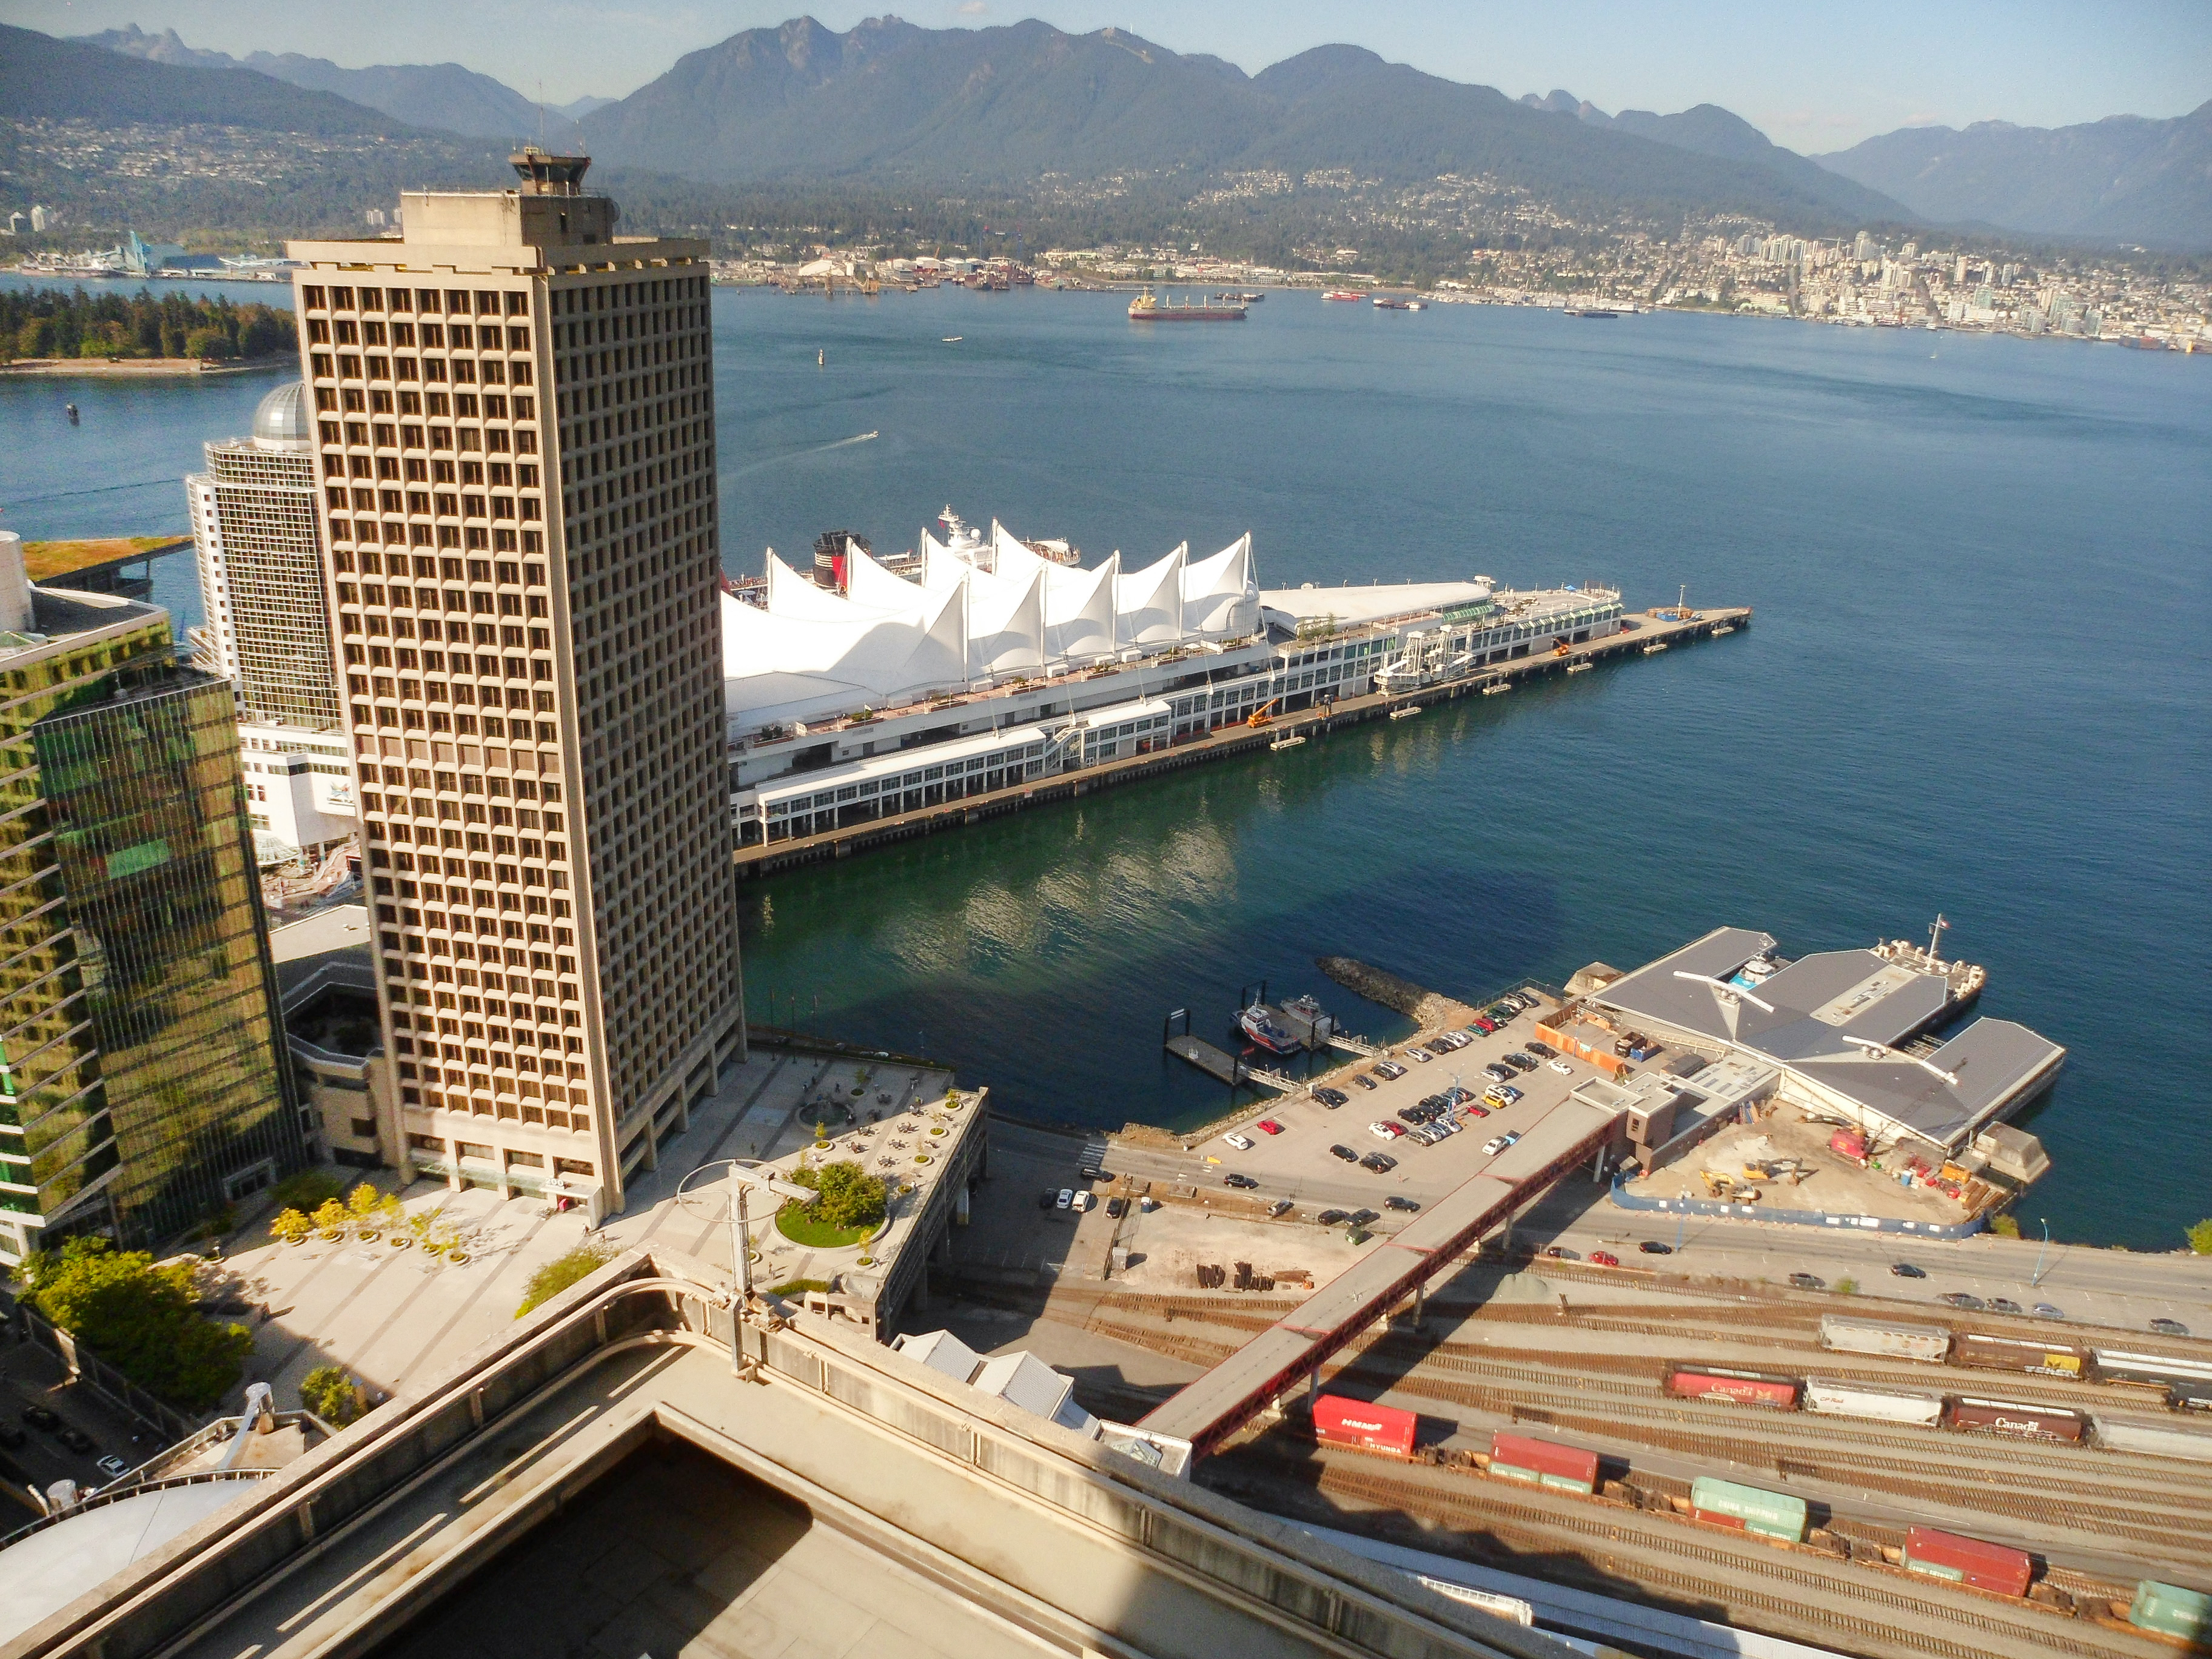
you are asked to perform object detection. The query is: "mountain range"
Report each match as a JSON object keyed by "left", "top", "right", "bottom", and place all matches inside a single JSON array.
[{"left": 13, "top": 16, "right": 2209, "bottom": 250}]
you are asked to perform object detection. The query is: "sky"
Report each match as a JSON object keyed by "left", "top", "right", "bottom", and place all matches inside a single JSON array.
[{"left": 11, "top": 0, "right": 2208, "bottom": 152}]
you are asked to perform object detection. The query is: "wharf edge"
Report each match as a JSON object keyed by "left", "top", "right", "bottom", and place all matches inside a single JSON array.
[{"left": 732, "top": 606, "right": 1751, "bottom": 879}]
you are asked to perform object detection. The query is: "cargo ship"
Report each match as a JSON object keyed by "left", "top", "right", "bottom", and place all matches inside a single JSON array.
[{"left": 1128, "top": 288, "right": 1246, "bottom": 322}]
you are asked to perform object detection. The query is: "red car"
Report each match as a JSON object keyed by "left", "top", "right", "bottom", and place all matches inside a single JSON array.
[
  {"left": 1256, "top": 1119, "right": 1284, "bottom": 1136},
  {"left": 1589, "top": 1250, "right": 1621, "bottom": 1268},
  {"left": 1471, "top": 1017, "right": 1497, "bottom": 1033}
]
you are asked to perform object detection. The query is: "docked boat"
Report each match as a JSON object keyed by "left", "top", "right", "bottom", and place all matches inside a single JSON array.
[
  {"left": 1710, "top": 624, "right": 1735, "bottom": 636},
  {"left": 1323, "top": 290, "right": 1368, "bottom": 302},
  {"left": 1128, "top": 287, "right": 1246, "bottom": 322},
  {"left": 1389, "top": 704, "right": 1421, "bottom": 720},
  {"left": 1642, "top": 642, "right": 1668, "bottom": 655},
  {"left": 1482, "top": 680, "right": 1512, "bottom": 695},
  {"left": 1269, "top": 733, "right": 1307, "bottom": 751},
  {"left": 1566, "top": 662, "right": 1593, "bottom": 674},
  {"left": 1238, "top": 1003, "right": 1303, "bottom": 1054}
]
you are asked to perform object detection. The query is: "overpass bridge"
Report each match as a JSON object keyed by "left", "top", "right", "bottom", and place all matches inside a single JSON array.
[{"left": 1139, "top": 1096, "right": 1623, "bottom": 1460}]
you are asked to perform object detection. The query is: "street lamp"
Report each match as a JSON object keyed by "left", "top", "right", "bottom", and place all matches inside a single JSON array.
[{"left": 2031, "top": 1218, "right": 2051, "bottom": 1288}]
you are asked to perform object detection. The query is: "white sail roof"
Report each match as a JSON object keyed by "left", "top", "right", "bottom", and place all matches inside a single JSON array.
[
  {"left": 965, "top": 559, "right": 1045, "bottom": 679},
  {"left": 1044, "top": 552, "right": 1119, "bottom": 665},
  {"left": 1114, "top": 544, "right": 1185, "bottom": 646},
  {"left": 1180, "top": 533, "right": 1258, "bottom": 638}
]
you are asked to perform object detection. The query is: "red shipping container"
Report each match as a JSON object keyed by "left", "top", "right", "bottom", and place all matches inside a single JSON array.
[
  {"left": 1666, "top": 1367, "right": 1800, "bottom": 1409},
  {"left": 1313, "top": 1394, "right": 1416, "bottom": 1458},
  {"left": 1489, "top": 1432, "right": 1599, "bottom": 1493},
  {"left": 1904, "top": 1526, "right": 2032, "bottom": 1598}
]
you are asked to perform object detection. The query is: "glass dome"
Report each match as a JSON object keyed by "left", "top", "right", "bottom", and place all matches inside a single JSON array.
[{"left": 250, "top": 380, "right": 311, "bottom": 451}]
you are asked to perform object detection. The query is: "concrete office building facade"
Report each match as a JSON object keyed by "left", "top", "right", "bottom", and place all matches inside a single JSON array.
[{"left": 284, "top": 150, "right": 743, "bottom": 1217}]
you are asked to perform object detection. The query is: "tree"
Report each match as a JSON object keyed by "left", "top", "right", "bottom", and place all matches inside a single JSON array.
[
  {"left": 312, "top": 1198, "right": 349, "bottom": 1237},
  {"left": 301, "top": 1364, "right": 366, "bottom": 1426},
  {"left": 270, "top": 1208, "right": 313, "bottom": 1245},
  {"left": 2188, "top": 1219, "right": 2212, "bottom": 1256},
  {"left": 346, "top": 1183, "right": 381, "bottom": 1224},
  {"left": 16, "top": 1238, "right": 252, "bottom": 1410},
  {"left": 184, "top": 327, "right": 235, "bottom": 360},
  {"left": 514, "top": 1241, "right": 617, "bottom": 1318},
  {"left": 789, "top": 1161, "right": 888, "bottom": 1231}
]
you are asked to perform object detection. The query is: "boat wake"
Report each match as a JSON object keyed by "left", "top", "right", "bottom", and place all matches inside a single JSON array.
[{"left": 728, "top": 432, "right": 880, "bottom": 477}]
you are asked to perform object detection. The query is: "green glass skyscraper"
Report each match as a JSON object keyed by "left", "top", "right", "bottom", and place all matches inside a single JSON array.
[{"left": 0, "top": 532, "right": 302, "bottom": 1265}]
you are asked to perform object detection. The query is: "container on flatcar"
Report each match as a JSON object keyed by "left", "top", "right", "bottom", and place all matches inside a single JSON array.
[
  {"left": 2173, "top": 1383, "right": 2212, "bottom": 1413},
  {"left": 1945, "top": 1396, "right": 2086, "bottom": 1442},
  {"left": 1954, "top": 1330, "right": 2091, "bottom": 1378},
  {"left": 1664, "top": 1365, "right": 1801, "bottom": 1409},
  {"left": 2129, "top": 1580, "right": 2212, "bottom": 1643},
  {"left": 1487, "top": 1431, "right": 1599, "bottom": 1495},
  {"left": 1902, "top": 1526, "right": 2033, "bottom": 1598},
  {"left": 1819, "top": 1315, "right": 1952, "bottom": 1365},
  {"left": 2093, "top": 1348, "right": 2212, "bottom": 1392},
  {"left": 1312, "top": 1394, "right": 1417, "bottom": 1458},
  {"left": 1689, "top": 1476, "right": 1808, "bottom": 1543},
  {"left": 1803, "top": 1377, "right": 1946, "bottom": 1427},
  {"left": 2093, "top": 1413, "right": 2212, "bottom": 1465}
]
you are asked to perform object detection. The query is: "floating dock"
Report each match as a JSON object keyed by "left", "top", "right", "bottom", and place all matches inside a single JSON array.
[{"left": 734, "top": 605, "right": 1749, "bottom": 878}]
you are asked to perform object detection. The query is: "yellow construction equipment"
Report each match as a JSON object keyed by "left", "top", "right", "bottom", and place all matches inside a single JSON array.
[{"left": 1245, "top": 699, "right": 1279, "bottom": 728}]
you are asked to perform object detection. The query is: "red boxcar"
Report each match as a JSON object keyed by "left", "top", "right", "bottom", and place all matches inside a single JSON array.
[
  {"left": 1489, "top": 1432, "right": 1599, "bottom": 1494},
  {"left": 1904, "top": 1526, "right": 2033, "bottom": 1598},
  {"left": 1665, "top": 1366, "right": 1801, "bottom": 1409},
  {"left": 1313, "top": 1395, "right": 1416, "bottom": 1458}
]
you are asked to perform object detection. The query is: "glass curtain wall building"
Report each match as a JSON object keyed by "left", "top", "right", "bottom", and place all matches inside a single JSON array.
[{"left": 0, "top": 535, "right": 301, "bottom": 1265}]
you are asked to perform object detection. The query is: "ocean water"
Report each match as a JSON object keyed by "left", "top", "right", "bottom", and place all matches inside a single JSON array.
[{"left": 5, "top": 276, "right": 2204, "bottom": 1247}]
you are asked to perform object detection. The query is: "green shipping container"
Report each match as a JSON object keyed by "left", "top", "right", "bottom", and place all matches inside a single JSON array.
[
  {"left": 1690, "top": 1476, "right": 1808, "bottom": 1543},
  {"left": 2130, "top": 1580, "right": 2212, "bottom": 1641}
]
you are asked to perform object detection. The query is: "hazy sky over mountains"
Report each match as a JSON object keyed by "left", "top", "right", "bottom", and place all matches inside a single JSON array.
[{"left": 17, "top": 0, "right": 2207, "bottom": 151}]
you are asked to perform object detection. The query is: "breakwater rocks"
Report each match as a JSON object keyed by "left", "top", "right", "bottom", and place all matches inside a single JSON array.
[{"left": 1315, "top": 956, "right": 1477, "bottom": 1029}]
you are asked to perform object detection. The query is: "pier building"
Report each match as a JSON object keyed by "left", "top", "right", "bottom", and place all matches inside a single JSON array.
[{"left": 727, "top": 526, "right": 1625, "bottom": 844}]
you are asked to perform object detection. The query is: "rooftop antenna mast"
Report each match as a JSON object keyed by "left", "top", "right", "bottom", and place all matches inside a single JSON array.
[{"left": 1926, "top": 912, "right": 1949, "bottom": 969}]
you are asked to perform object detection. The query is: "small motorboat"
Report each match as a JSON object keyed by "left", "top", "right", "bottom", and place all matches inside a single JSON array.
[
  {"left": 941, "top": 336, "right": 963, "bottom": 343},
  {"left": 1482, "top": 681, "right": 1512, "bottom": 695},
  {"left": 1566, "top": 662, "right": 1593, "bottom": 675},
  {"left": 1710, "top": 624, "right": 1735, "bottom": 636},
  {"left": 1643, "top": 642, "right": 1669, "bottom": 655},
  {"left": 1389, "top": 705, "right": 1421, "bottom": 720},
  {"left": 1269, "top": 733, "right": 1306, "bottom": 751}
]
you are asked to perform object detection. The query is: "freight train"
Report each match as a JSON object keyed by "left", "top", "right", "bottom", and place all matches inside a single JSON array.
[
  {"left": 1821, "top": 1315, "right": 2212, "bottom": 1410},
  {"left": 1306, "top": 1393, "right": 2209, "bottom": 1644},
  {"left": 1663, "top": 1360, "right": 2212, "bottom": 1457}
]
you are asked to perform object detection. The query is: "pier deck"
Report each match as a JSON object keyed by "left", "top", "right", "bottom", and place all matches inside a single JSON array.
[{"left": 734, "top": 605, "right": 1749, "bottom": 878}]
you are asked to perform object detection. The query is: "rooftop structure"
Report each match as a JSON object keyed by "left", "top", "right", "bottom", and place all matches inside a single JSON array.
[
  {"left": 0, "top": 1250, "right": 1561, "bottom": 1659},
  {"left": 1589, "top": 927, "right": 2063, "bottom": 1151}
]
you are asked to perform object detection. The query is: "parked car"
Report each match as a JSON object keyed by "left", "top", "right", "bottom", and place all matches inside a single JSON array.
[
  {"left": 1369, "top": 1121, "right": 1404, "bottom": 1140},
  {"left": 1346, "top": 1208, "right": 1379, "bottom": 1227},
  {"left": 1470, "top": 1017, "right": 1498, "bottom": 1034},
  {"left": 1638, "top": 1240, "right": 1672, "bottom": 1255},
  {"left": 1350, "top": 1073, "right": 1377, "bottom": 1091},
  {"left": 1522, "top": 1039, "right": 1555, "bottom": 1058},
  {"left": 2033, "top": 1303, "right": 2065, "bottom": 1320},
  {"left": 1788, "top": 1272, "right": 1825, "bottom": 1290},
  {"left": 1347, "top": 1228, "right": 1372, "bottom": 1245},
  {"left": 1106, "top": 1197, "right": 1126, "bottom": 1219},
  {"left": 1256, "top": 1119, "right": 1284, "bottom": 1136},
  {"left": 1316, "top": 1210, "right": 1349, "bottom": 1227},
  {"left": 96, "top": 1455, "right": 129, "bottom": 1480},
  {"left": 1329, "top": 1144, "right": 1359, "bottom": 1162},
  {"left": 1546, "top": 1058, "right": 1573, "bottom": 1075},
  {"left": 1080, "top": 1165, "right": 1105, "bottom": 1181},
  {"left": 1988, "top": 1297, "right": 2023, "bottom": 1316},
  {"left": 1037, "top": 1187, "right": 1059, "bottom": 1210},
  {"left": 1056, "top": 1188, "right": 1073, "bottom": 1210},
  {"left": 1540, "top": 1245, "right": 1578, "bottom": 1260},
  {"left": 1373, "top": 1061, "right": 1407, "bottom": 1080},
  {"left": 1503, "top": 1053, "right": 1537, "bottom": 1073},
  {"left": 1384, "top": 1196, "right": 1421, "bottom": 1212},
  {"left": 1482, "top": 1135, "right": 1510, "bottom": 1156},
  {"left": 1224, "top": 1131, "right": 1254, "bottom": 1151},
  {"left": 56, "top": 1426, "right": 95, "bottom": 1455},
  {"left": 1939, "top": 1292, "right": 1986, "bottom": 1311},
  {"left": 1483, "top": 1064, "right": 1516, "bottom": 1084},
  {"left": 1407, "top": 1047, "right": 1433, "bottom": 1062},
  {"left": 2151, "top": 1318, "right": 2191, "bottom": 1337},
  {"left": 21, "top": 1406, "right": 59, "bottom": 1432},
  {"left": 1313, "top": 1088, "right": 1349, "bottom": 1108},
  {"left": 1360, "top": 1153, "right": 1397, "bottom": 1173},
  {"left": 1500, "top": 1130, "right": 1521, "bottom": 1148},
  {"left": 1266, "top": 1199, "right": 1293, "bottom": 1219},
  {"left": 1223, "top": 1173, "right": 1258, "bottom": 1190},
  {"left": 1889, "top": 1262, "right": 1926, "bottom": 1279},
  {"left": 1589, "top": 1250, "right": 1621, "bottom": 1268}
]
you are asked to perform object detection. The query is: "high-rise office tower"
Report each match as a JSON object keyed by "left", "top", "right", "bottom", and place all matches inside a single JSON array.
[
  {"left": 284, "top": 150, "right": 743, "bottom": 1216},
  {"left": 0, "top": 532, "right": 304, "bottom": 1266},
  {"left": 187, "top": 382, "right": 343, "bottom": 730}
]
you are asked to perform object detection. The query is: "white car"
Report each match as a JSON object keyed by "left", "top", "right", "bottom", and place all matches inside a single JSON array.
[
  {"left": 1483, "top": 1135, "right": 1510, "bottom": 1155},
  {"left": 1056, "top": 1188, "right": 1073, "bottom": 1210},
  {"left": 1224, "top": 1132, "right": 1255, "bottom": 1151},
  {"left": 1368, "top": 1121, "right": 1399, "bottom": 1140},
  {"left": 1072, "top": 1190, "right": 1096, "bottom": 1212},
  {"left": 1547, "top": 1057, "right": 1573, "bottom": 1075}
]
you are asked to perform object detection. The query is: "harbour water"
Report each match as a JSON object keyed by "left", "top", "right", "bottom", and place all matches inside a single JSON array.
[{"left": 4, "top": 275, "right": 2205, "bottom": 1247}]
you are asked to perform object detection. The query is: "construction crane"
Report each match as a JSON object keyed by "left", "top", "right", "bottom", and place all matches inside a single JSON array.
[{"left": 1245, "top": 699, "right": 1280, "bottom": 728}]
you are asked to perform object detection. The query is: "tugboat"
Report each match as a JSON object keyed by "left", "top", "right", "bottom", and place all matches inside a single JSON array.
[{"left": 1238, "top": 1002, "right": 1303, "bottom": 1054}]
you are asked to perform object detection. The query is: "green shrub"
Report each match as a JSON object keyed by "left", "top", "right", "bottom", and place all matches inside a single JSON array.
[
  {"left": 2188, "top": 1219, "right": 2212, "bottom": 1256},
  {"left": 788, "top": 1161, "right": 887, "bottom": 1231},
  {"left": 514, "top": 1241, "right": 617, "bottom": 1318},
  {"left": 301, "top": 1364, "right": 366, "bottom": 1426},
  {"left": 311, "top": 1198, "right": 348, "bottom": 1236},
  {"left": 1990, "top": 1214, "right": 2022, "bottom": 1239},
  {"left": 16, "top": 1238, "right": 250, "bottom": 1410},
  {"left": 271, "top": 1208, "right": 313, "bottom": 1245},
  {"left": 273, "top": 1171, "right": 344, "bottom": 1213},
  {"left": 768, "top": 1279, "right": 831, "bottom": 1298},
  {"left": 1834, "top": 1277, "right": 1857, "bottom": 1296}
]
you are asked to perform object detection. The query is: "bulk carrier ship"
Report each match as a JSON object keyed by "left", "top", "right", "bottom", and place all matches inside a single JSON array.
[{"left": 1127, "top": 288, "right": 1247, "bottom": 322}]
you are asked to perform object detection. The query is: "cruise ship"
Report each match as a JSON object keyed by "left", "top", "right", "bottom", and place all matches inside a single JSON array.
[{"left": 724, "top": 515, "right": 1624, "bottom": 845}]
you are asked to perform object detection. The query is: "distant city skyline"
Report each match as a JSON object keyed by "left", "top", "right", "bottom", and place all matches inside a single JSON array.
[{"left": 20, "top": 0, "right": 2208, "bottom": 154}]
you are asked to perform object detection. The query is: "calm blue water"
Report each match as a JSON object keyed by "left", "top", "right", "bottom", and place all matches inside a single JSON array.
[{"left": 7, "top": 276, "right": 2205, "bottom": 1247}]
